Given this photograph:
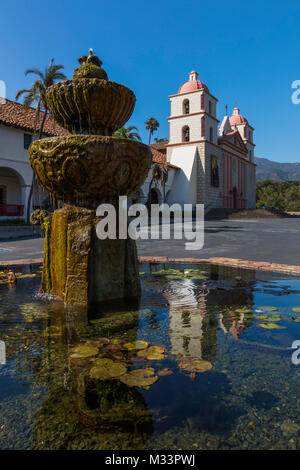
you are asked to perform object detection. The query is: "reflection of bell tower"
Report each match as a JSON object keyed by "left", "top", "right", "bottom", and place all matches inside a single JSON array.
[{"left": 163, "top": 278, "right": 210, "bottom": 359}]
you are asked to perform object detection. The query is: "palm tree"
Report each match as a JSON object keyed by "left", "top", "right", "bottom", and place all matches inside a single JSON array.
[
  {"left": 154, "top": 137, "right": 168, "bottom": 143},
  {"left": 16, "top": 58, "right": 66, "bottom": 221},
  {"left": 145, "top": 118, "right": 159, "bottom": 144},
  {"left": 147, "top": 162, "right": 168, "bottom": 207},
  {"left": 114, "top": 126, "right": 141, "bottom": 141}
]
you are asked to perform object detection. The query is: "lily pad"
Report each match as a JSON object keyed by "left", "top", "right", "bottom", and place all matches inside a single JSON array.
[
  {"left": 108, "top": 362, "right": 127, "bottom": 378},
  {"left": 120, "top": 369, "right": 158, "bottom": 389},
  {"left": 292, "top": 307, "right": 300, "bottom": 313},
  {"left": 69, "top": 343, "right": 99, "bottom": 359},
  {"left": 255, "top": 315, "right": 269, "bottom": 320},
  {"left": 257, "top": 323, "right": 285, "bottom": 330},
  {"left": 89, "top": 365, "right": 111, "bottom": 380},
  {"left": 179, "top": 357, "right": 212, "bottom": 373},
  {"left": 261, "top": 306, "right": 279, "bottom": 311},
  {"left": 263, "top": 316, "right": 281, "bottom": 322},
  {"left": 157, "top": 368, "right": 173, "bottom": 376},
  {"left": 147, "top": 353, "right": 165, "bottom": 360},
  {"left": 152, "top": 268, "right": 206, "bottom": 279},
  {"left": 129, "top": 368, "right": 155, "bottom": 379},
  {"left": 137, "top": 345, "right": 166, "bottom": 360},
  {"left": 89, "top": 359, "right": 127, "bottom": 379},
  {"left": 124, "top": 340, "right": 149, "bottom": 351}
]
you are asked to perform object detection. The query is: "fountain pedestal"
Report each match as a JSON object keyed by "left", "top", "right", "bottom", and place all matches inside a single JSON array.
[{"left": 39, "top": 205, "right": 141, "bottom": 305}]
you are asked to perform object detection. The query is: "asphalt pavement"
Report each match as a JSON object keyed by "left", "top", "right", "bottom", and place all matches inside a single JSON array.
[{"left": 0, "top": 218, "right": 299, "bottom": 266}]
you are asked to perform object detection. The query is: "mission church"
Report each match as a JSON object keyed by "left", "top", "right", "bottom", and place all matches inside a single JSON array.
[{"left": 139, "top": 71, "right": 256, "bottom": 212}]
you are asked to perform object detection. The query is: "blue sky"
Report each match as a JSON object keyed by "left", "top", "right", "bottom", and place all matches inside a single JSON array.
[{"left": 1, "top": 0, "right": 300, "bottom": 162}]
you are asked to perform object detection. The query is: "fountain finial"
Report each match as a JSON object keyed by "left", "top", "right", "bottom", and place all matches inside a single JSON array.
[
  {"left": 77, "top": 49, "right": 103, "bottom": 67},
  {"left": 75, "top": 49, "right": 107, "bottom": 80}
]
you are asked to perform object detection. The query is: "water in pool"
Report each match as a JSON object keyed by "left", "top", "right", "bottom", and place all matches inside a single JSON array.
[{"left": 0, "top": 263, "right": 299, "bottom": 450}]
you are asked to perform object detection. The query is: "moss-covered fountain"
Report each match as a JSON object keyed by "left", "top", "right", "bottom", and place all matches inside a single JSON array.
[{"left": 29, "top": 50, "right": 152, "bottom": 306}]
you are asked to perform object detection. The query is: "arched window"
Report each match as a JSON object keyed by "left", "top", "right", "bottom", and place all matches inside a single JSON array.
[
  {"left": 209, "top": 101, "right": 212, "bottom": 115},
  {"left": 183, "top": 99, "right": 189, "bottom": 114},
  {"left": 182, "top": 126, "right": 190, "bottom": 142},
  {"left": 209, "top": 126, "right": 213, "bottom": 143},
  {"left": 0, "top": 185, "right": 6, "bottom": 204}
]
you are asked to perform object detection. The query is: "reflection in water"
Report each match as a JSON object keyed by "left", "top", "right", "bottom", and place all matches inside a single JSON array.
[{"left": 0, "top": 263, "right": 300, "bottom": 449}]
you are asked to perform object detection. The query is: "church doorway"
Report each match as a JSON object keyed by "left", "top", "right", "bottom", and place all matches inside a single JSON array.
[
  {"left": 233, "top": 186, "right": 237, "bottom": 209},
  {"left": 148, "top": 188, "right": 160, "bottom": 205}
]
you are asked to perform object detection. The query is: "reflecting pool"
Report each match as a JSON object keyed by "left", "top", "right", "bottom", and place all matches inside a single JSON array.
[{"left": 0, "top": 263, "right": 299, "bottom": 449}]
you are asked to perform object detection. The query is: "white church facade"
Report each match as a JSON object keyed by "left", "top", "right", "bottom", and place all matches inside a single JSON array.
[{"left": 140, "top": 71, "right": 256, "bottom": 212}]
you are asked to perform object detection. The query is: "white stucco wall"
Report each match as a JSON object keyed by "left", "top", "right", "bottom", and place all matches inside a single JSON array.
[
  {"left": 170, "top": 91, "right": 203, "bottom": 116},
  {"left": 0, "top": 124, "right": 34, "bottom": 217},
  {"left": 166, "top": 145, "right": 198, "bottom": 206},
  {"left": 0, "top": 124, "right": 33, "bottom": 185},
  {"left": 169, "top": 114, "right": 205, "bottom": 144},
  {"left": 0, "top": 168, "right": 22, "bottom": 203}
]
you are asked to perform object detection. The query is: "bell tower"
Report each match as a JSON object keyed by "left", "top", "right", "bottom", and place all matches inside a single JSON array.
[
  {"left": 166, "top": 72, "right": 223, "bottom": 211},
  {"left": 229, "top": 107, "right": 255, "bottom": 162},
  {"left": 167, "top": 71, "right": 219, "bottom": 147}
]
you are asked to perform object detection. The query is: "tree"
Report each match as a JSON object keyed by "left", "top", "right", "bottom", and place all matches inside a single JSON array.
[
  {"left": 154, "top": 137, "right": 168, "bottom": 143},
  {"left": 147, "top": 162, "right": 168, "bottom": 207},
  {"left": 16, "top": 58, "right": 66, "bottom": 221},
  {"left": 145, "top": 118, "right": 159, "bottom": 144},
  {"left": 114, "top": 126, "right": 141, "bottom": 141},
  {"left": 256, "top": 180, "right": 300, "bottom": 212}
]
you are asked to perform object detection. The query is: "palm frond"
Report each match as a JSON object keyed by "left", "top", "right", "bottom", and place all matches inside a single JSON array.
[
  {"left": 114, "top": 126, "right": 141, "bottom": 141},
  {"left": 15, "top": 88, "right": 30, "bottom": 100},
  {"left": 25, "top": 68, "right": 44, "bottom": 80}
]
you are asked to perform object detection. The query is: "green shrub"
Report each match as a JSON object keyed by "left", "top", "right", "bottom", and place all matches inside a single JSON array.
[{"left": 256, "top": 180, "right": 300, "bottom": 211}]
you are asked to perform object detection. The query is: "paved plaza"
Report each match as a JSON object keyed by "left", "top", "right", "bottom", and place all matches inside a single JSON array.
[{"left": 0, "top": 218, "right": 299, "bottom": 267}]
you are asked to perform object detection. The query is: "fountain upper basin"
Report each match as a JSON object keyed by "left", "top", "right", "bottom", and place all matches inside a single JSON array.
[{"left": 46, "top": 79, "right": 136, "bottom": 135}]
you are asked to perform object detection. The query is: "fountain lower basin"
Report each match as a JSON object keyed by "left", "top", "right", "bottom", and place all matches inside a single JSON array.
[{"left": 29, "top": 135, "right": 152, "bottom": 205}]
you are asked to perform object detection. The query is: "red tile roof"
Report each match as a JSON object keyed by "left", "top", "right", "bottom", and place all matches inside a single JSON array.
[
  {"left": 149, "top": 140, "right": 168, "bottom": 153},
  {"left": 149, "top": 144, "right": 179, "bottom": 169},
  {"left": 0, "top": 99, "right": 69, "bottom": 136}
]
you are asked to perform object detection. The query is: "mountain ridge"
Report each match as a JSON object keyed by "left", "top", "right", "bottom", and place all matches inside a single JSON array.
[{"left": 255, "top": 156, "right": 300, "bottom": 181}]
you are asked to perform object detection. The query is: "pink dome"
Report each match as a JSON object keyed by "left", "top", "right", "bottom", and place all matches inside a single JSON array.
[
  {"left": 229, "top": 107, "right": 248, "bottom": 125},
  {"left": 178, "top": 71, "right": 209, "bottom": 94}
]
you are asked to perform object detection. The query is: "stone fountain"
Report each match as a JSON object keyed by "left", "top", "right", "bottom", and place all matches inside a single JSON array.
[{"left": 29, "top": 51, "right": 152, "bottom": 306}]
